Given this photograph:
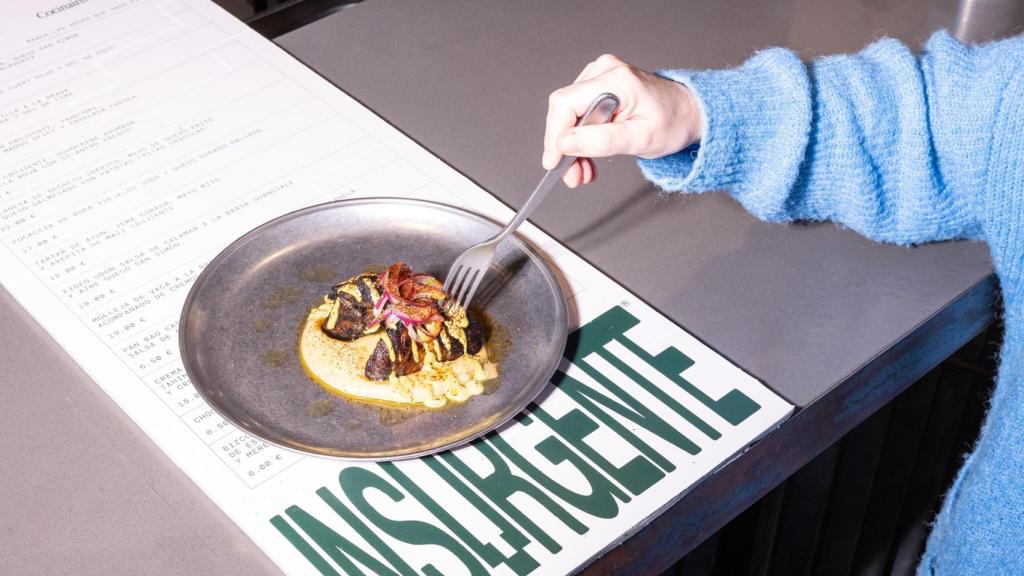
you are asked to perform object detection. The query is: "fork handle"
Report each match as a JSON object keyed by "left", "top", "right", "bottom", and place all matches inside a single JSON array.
[{"left": 491, "top": 92, "right": 619, "bottom": 244}]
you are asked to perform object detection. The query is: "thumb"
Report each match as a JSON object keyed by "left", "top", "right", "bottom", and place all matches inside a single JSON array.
[{"left": 556, "top": 121, "right": 645, "bottom": 158}]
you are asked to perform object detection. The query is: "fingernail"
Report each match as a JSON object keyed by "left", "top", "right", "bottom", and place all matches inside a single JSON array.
[{"left": 541, "top": 151, "right": 555, "bottom": 170}]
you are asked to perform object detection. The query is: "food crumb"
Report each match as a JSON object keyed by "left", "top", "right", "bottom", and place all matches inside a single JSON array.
[
  {"left": 307, "top": 399, "right": 334, "bottom": 417},
  {"left": 378, "top": 406, "right": 420, "bottom": 426},
  {"left": 261, "top": 349, "right": 290, "bottom": 368}
]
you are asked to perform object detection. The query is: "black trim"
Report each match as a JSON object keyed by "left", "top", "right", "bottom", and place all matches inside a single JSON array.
[{"left": 246, "top": 0, "right": 361, "bottom": 39}]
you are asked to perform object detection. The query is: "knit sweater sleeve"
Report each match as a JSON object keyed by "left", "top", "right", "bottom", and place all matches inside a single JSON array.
[{"left": 637, "top": 31, "right": 1018, "bottom": 246}]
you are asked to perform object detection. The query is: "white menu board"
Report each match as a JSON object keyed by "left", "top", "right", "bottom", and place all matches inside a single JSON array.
[{"left": 0, "top": 1, "right": 793, "bottom": 574}]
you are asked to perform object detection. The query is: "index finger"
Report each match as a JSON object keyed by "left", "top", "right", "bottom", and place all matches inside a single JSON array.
[{"left": 542, "top": 77, "right": 619, "bottom": 169}]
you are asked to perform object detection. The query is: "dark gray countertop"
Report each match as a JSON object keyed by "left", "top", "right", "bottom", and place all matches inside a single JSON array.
[{"left": 1, "top": 1, "right": 1003, "bottom": 574}]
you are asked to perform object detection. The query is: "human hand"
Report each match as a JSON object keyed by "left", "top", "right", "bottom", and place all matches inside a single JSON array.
[{"left": 542, "top": 54, "right": 701, "bottom": 188}]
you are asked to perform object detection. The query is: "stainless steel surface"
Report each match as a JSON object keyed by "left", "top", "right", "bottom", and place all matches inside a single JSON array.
[
  {"left": 445, "top": 93, "right": 618, "bottom": 311},
  {"left": 955, "top": 0, "right": 1024, "bottom": 42},
  {"left": 3, "top": 1, "right": 1004, "bottom": 575},
  {"left": 180, "top": 198, "right": 567, "bottom": 460}
]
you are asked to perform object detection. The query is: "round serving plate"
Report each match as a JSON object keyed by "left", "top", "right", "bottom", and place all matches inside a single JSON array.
[{"left": 179, "top": 197, "right": 567, "bottom": 460}]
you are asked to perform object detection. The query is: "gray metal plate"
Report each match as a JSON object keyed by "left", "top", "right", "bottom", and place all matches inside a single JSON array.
[{"left": 179, "top": 197, "right": 567, "bottom": 460}]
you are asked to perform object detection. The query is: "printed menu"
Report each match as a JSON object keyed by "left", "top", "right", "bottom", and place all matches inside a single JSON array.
[{"left": 0, "top": 1, "right": 793, "bottom": 574}]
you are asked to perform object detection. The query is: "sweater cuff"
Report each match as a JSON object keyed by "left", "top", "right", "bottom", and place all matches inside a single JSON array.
[{"left": 637, "top": 48, "right": 812, "bottom": 221}]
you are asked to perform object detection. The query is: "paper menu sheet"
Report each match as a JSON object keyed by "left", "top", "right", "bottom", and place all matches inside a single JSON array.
[{"left": 0, "top": 1, "right": 793, "bottom": 574}]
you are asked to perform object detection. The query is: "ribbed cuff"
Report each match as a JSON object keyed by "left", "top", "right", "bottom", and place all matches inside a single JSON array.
[{"left": 637, "top": 48, "right": 812, "bottom": 221}]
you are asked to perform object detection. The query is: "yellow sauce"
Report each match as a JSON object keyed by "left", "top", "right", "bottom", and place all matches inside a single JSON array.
[
  {"left": 298, "top": 301, "right": 498, "bottom": 409},
  {"left": 324, "top": 296, "right": 340, "bottom": 330},
  {"left": 338, "top": 283, "right": 362, "bottom": 301}
]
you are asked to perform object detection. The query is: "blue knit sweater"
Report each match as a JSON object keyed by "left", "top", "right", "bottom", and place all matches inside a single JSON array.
[{"left": 638, "top": 31, "right": 1024, "bottom": 574}]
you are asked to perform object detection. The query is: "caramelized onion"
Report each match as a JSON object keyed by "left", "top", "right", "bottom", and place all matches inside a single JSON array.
[{"left": 368, "top": 264, "right": 451, "bottom": 341}]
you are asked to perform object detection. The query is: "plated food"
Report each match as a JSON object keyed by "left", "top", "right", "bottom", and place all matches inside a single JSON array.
[
  {"left": 298, "top": 262, "right": 498, "bottom": 409},
  {"left": 180, "top": 197, "right": 567, "bottom": 459}
]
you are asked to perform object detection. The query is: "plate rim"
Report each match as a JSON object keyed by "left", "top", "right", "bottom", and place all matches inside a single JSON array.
[{"left": 178, "top": 196, "right": 568, "bottom": 460}]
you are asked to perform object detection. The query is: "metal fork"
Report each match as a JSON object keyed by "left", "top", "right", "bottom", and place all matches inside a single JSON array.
[{"left": 444, "top": 92, "right": 619, "bottom": 311}]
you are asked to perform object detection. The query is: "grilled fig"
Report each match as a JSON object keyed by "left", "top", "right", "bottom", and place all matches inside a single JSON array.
[
  {"left": 365, "top": 339, "right": 392, "bottom": 380},
  {"left": 363, "top": 323, "right": 427, "bottom": 380},
  {"left": 321, "top": 293, "right": 366, "bottom": 341},
  {"left": 465, "top": 313, "right": 484, "bottom": 355},
  {"left": 321, "top": 274, "right": 381, "bottom": 341},
  {"left": 435, "top": 326, "right": 465, "bottom": 362},
  {"left": 389, "top": 324, "right": 425, "bottom": 376}
]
